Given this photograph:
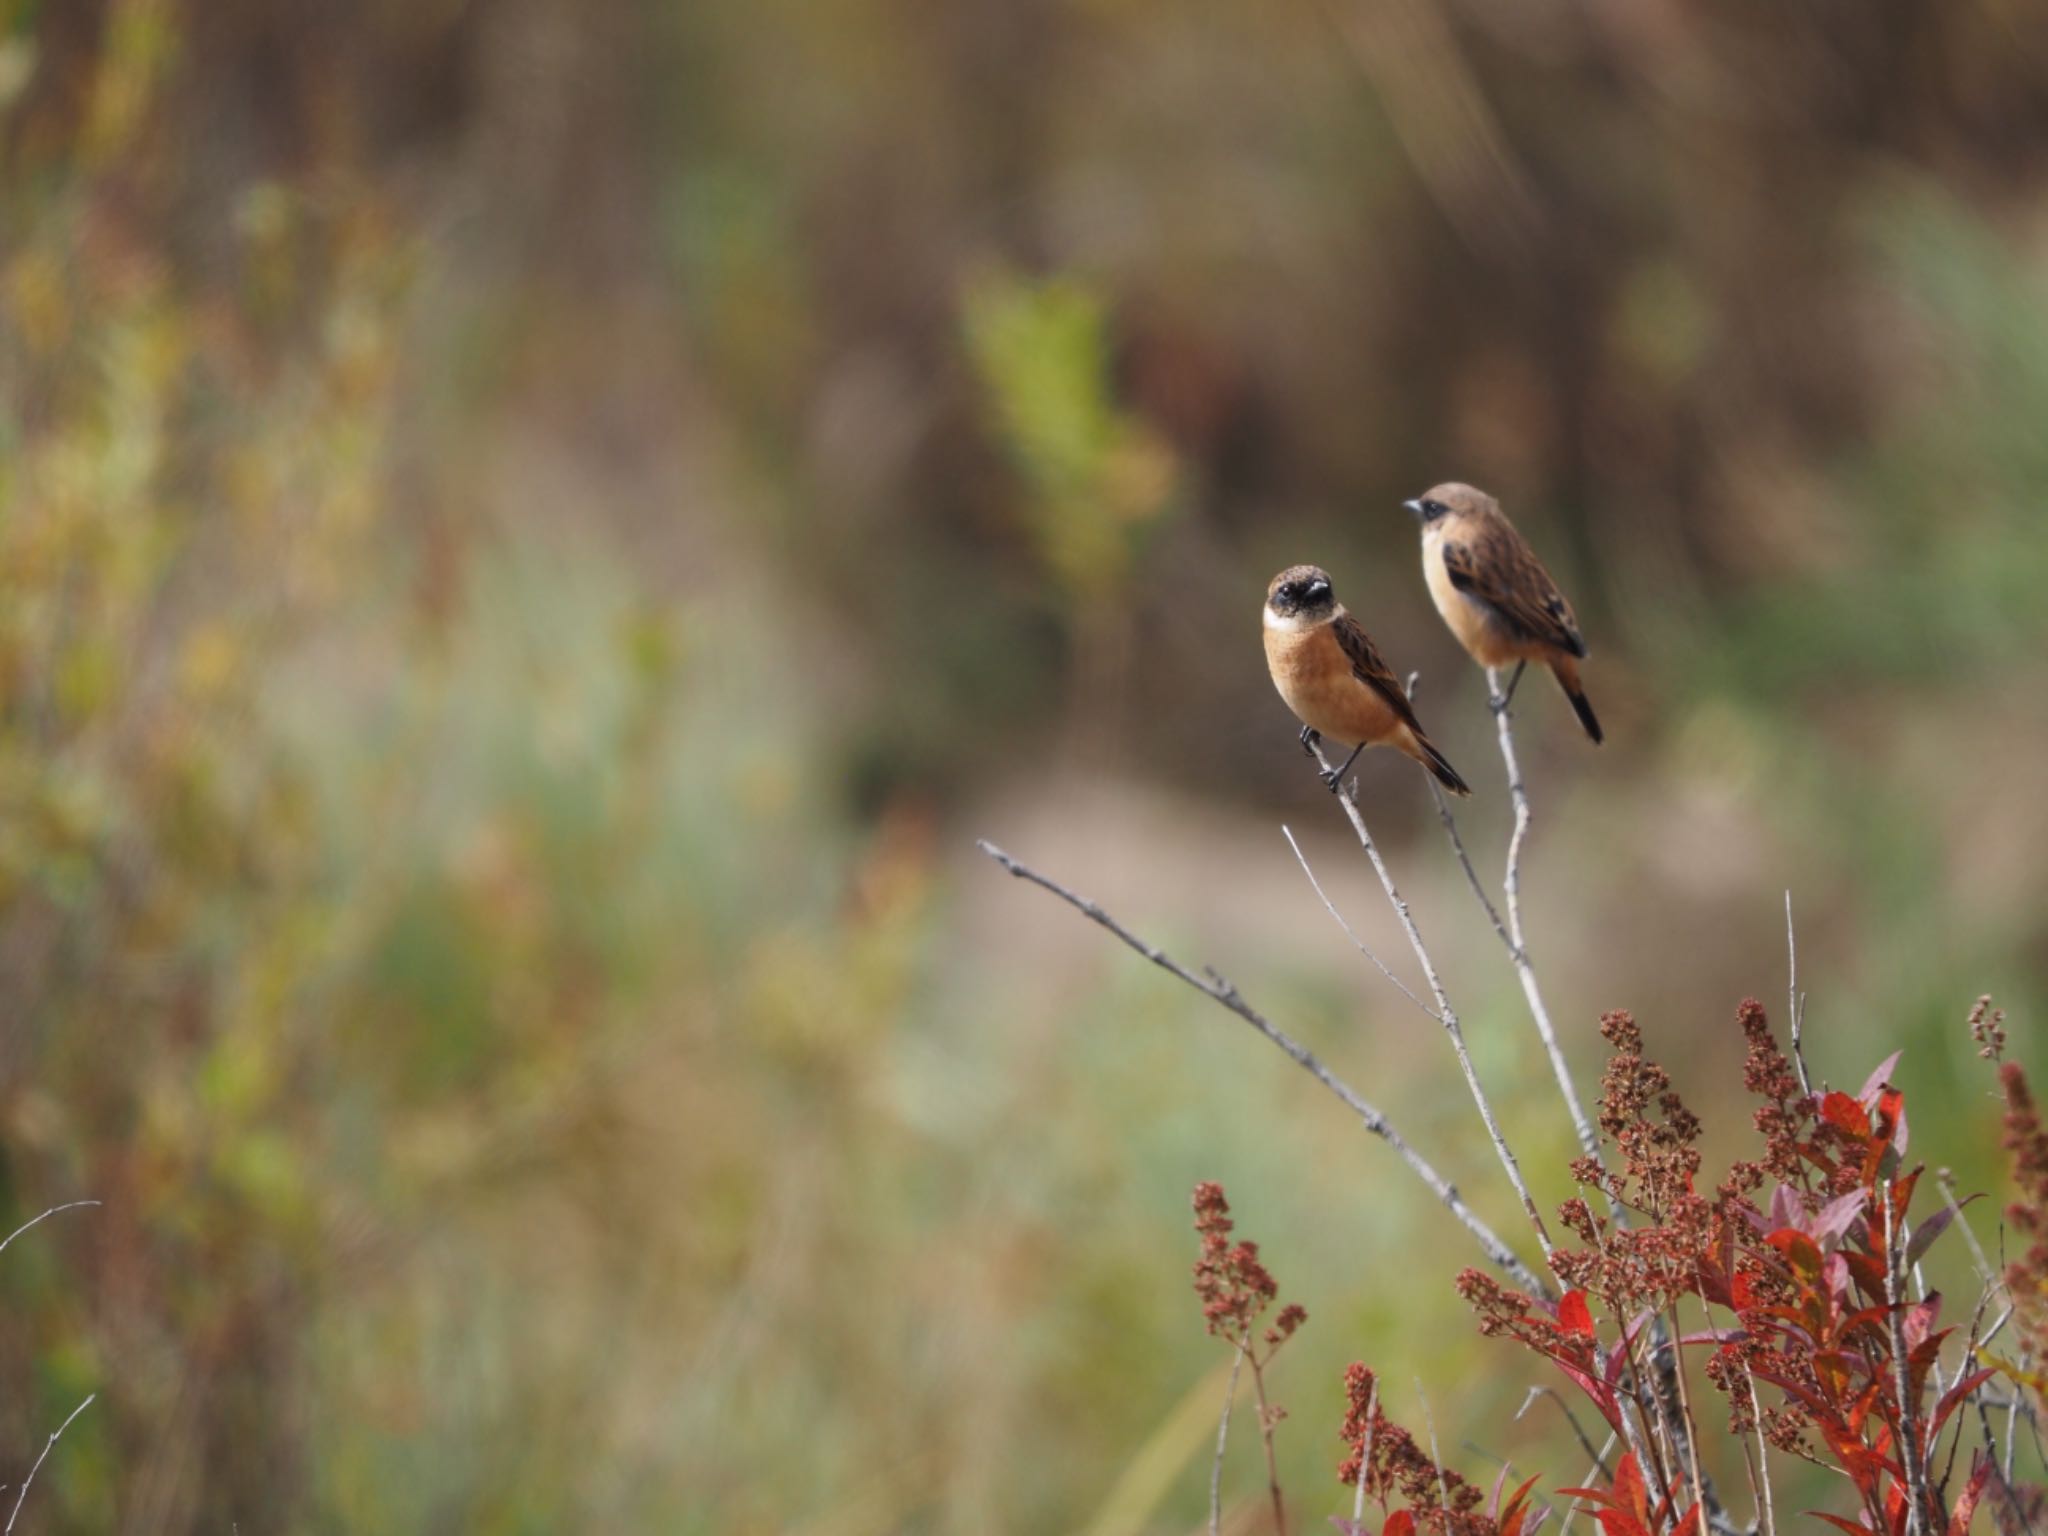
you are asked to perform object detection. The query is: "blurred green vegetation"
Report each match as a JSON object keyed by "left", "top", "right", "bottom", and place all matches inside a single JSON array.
[{"left": 2, "top": 1, "right": 2045, "bottom": 1531}]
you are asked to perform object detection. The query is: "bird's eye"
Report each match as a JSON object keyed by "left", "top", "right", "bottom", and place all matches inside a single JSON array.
[{"left": 1422, "top": 500, "right": 1447, "bottom": 516}]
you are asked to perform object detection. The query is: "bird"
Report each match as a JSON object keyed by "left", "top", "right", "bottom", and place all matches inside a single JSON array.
[
  {"left": 1262, "top": 564, "right": 1472, "bottom": 796},
  {"left": 1405, "top": 482, "right": 1603, "bottom": 743}
]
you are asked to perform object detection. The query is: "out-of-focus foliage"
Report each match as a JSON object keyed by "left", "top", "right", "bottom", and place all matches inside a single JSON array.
[
  {"left": 0, "top": 0, "right": 2044, "bottom": 1531},
  {"left": 963, "top": 267, "right": 1178, "bottom": 605}
]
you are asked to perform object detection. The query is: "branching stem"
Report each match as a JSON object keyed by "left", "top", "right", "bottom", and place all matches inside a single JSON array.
[
  {"left": 977, "top": 839, "right": 1548, "bottom": 1294},
  {"left": 1310, "top": 741, "right": 1554, "bottom": 1259}
]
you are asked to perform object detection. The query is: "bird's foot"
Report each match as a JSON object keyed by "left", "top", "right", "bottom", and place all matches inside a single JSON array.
[
  {"left": 1319, "top": 768, "right": 1345, "bottom": 794},
  {"left": 1299, "top": 725, "right": 1321, "bottom": 756},
  {"left": 1489, "top": 661, "right": 1528, "bottom": 716}
]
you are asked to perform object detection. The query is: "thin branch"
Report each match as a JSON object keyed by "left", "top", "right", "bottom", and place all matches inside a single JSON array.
[
  {"left": 1666, "top": 1302, "right": 1709, "bottom": 1525},
  {"left": 1248, "top": 1338, "right": 1288, "bottom": 1536},
  {"left": 1940, "top": 1170, "right": 1998, "bottom": 1287},
  {"left": 1784, "top": 892, "right": 1811, "bottom": 1097},
  {"left": 1281, "top": 825, "right": 1438, "bottom": 1021},
  {"left": 1353, "top": 1373, "right": 1380, "bottom": 1530},
  {"left": 1555, "top": 1431, "right": 1620, "bottom": 1536},
  {"left": 977, "top": 839, "right": 1548, "bottom": 1294},
  {"left": 1516, "top": 1385, "right": 1613, "bottom": 1480},
  {"left": 1886, "top": 1187, "right": 1933, "bottom": 1536},
  {"left": 1746, "top": 1365, "right": 1776, "bottom": 1536},
  {"left": 1427, "top": 778, "right": 1512, "bottom": 953},
  {"left": 1417, "top": 1379, "right": 1452, "bottom": 1517},
  {"left": 1310, "top": 742, "right": 1554, "bottom": 1258},
  {"left": 5, "top": 1394, "right": 93, "bottom": 1535},
  {"left": 0, "top": 1201, "right": 100, "bottom": 1262},
  {"left": 1609, "top": 1309, "right": 1678, "bottom": 1518},
  {"left": 1211, "top": 1344, "right": 1245, "bottom": 1536},
  {"left": 1479, "top": 667, "right": 1607, "bottom": 1178}
]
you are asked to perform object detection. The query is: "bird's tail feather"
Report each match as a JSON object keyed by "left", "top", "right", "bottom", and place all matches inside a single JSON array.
[
  {"left": 1552, "top": 664, "right": 1603, "bottom": 744},
  {"left": 1413, "top": 732, "right": 1472, "bottom": 797}
]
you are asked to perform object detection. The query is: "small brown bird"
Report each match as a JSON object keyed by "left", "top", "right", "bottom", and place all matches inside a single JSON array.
[
  {"left": 1263, "top": 564, "right": 1472, "bottom": 796},
  {"left": 1406, "top": 483, "right": 1603, "bottom": 743}
]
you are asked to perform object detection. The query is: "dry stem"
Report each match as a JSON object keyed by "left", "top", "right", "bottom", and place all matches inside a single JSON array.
[
  {"left": 1248, "top": 1341, "right": 1288, "bottom": 1536},
  {"left": 5, "top": 1394, "right": 94, "bottom": 1535},
  {"left": 1212, "top": 1343, "right": 1244, "bottom": 1536},
  {"left": 0, "top": 1201, "right": 100, "bottom": 1262},
  {"left": 1784, "top": 892, "right": 1811, "bottom": 1098},
  {"left": 1353, "top": 1373, "right": 1379, "bottom": 1530},
  {"left": 977, "top": 839, "right": 1548, "bottom": 1294},
  {"left": 1666, "top": 1302, "right": 1709, "bottom": 1525},
  {"left": 1884, "top": 1187, "right": 1933, "bottom": 1536},
  {"left": 1309, "top": 741, "right": 1553, "bottom": 1259},
  {"left": 1745, "top": 1365, "right": 1776, "bottom": 1536},
  {"left": 1482, "top": 665, "right": 1605, "bottom": 1172}
]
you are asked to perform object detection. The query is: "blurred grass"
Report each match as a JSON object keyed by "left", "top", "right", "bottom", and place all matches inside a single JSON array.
[{"left": 2, "top": 2, "right": 2046, "bottom": 1532}]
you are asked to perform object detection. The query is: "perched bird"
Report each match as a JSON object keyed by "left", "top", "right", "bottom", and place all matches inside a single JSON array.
[
  {"left": 1262, "top": 564, "right": 1472, "bottom": 796},
  {"left": 1406, "top": 483, "right": 1603, "bottom": 743}
]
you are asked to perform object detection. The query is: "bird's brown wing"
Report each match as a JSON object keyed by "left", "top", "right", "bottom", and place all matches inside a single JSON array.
[
  {"left": 1442, "top": 524, "right": 1587, "bottom": 658},
  {"left": 1330, "top": 614, "right": 1425, "bottom": 731}
]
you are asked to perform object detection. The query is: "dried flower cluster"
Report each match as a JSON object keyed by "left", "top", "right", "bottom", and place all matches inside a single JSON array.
[
  {"left": 1449, "top": 1001, "right": 2015, "bottom": 1536},
  {"left": 1192, "top": 1179, "right": 1305, "bottom": 1346},
  {"left": 1190, "top": 1179, "right": 1308, "bottom": 1536},
  {"left": 2001, "top": 1063, "right": 2048, "bottom": 1361},
  {"left": 1970, "top": 996, "right": 2008, "bottom": 1062},
  {"left": 1337, "top": 1362, "right": 1484, "bottom": 1528},
  {"left": 1191, "top": 999, "right": 2047, "bottom": 1536}
]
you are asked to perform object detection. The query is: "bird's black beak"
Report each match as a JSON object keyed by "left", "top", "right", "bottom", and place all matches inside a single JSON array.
[{"left": 1403, "top": 498, "right": 1426, "bottom": 521}]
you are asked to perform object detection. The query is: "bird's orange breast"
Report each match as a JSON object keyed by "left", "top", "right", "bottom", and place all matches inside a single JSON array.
[{"left": 1263, "top": 621, "right": 1402, "bottom": 746}]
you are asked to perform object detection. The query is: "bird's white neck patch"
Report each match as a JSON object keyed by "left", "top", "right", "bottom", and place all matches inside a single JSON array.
[{"left": 1263, "top": 603, "right": 1340, "bottom": 633}]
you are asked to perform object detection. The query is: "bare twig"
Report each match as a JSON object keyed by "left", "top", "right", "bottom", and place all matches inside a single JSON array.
[
  {"left": 1310, "top": 742, "right": 1554, "bottom": 1259},
  {"left": 1885, "top": 1187, "right": 1933, "bottom": 1536},
  {"left": 1211, "top": 1344, "right": 1244, "bottom": 1536},
  {"left": 1417, "top": 1379, "right": 1452, "bottom": 1517},
  {"left": 977, "top": 839, "right": 1548, "bottom": 1294},
  {"left": 1478, "top": 667, "right": 1607, "bottom": 1176},
  {"left": 1427, "top": 779, "right": 1512, "bottom": 952},
  {"left": 1667, "top": 1302, "right": 1709, "bottom": 1526},
  {"left": 5, "top": 1394, "right": 93, "bottom": 1535},
  {"left": 1353, "top": 1374, "right": 1380, "bottom": 1529},
  {"left": 1940, "top": 1171, "right": 1998, "bottom": 1287},
  {"left": 1784, "top": 892, "right": 1811, "bottom": 1097},
  {"left": 1282, "top": 825, "right": 1437, "bottom": 1021},
  {"left": 1555, "top": 1431, "right": 1620, "bottom": 1536},
  {"left": 1745, "top": 1365, "right": 1776, "bottom": 1536},
  {"left": 1516, "top": 1385, "right": 1613, "bottom": 1480},
  {"left": 1249, "top": 1341, "right": 1288, "bottom": 1536},
  {"left": 0, "top": 1201, "right": 100, "bottom": 1262}
]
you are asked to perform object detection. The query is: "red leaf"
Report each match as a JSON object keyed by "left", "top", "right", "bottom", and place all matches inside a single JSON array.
[
  {"left": 1908, "top": 1199, "right": 1974, "bottom": 1269},
  {"left": 1841, "top": 1250, "right": 1889, "bottom": 1302},
  {"left": 1872, "top": 1086, "right": 1908, "bottom": 1155},
  {"left": 1499, "top": 1473, "right": 1545, "bottom": 1536},
  {"left": 1858, "top": 1052, "right": 1903, "bottom": 1107},
  {"left": 1811, "top": 1189, "right": 1871, "bottom": 1247},
  {"left": 1947, "top": 1455, "right": 1992, "bottom": 1536},
  {"left": 1769, "top": 1229, "right": 1825, "bottom": 1279},
  {"left": 1384, "top": 1510, "right": 1416, "bottom": 1536},
  {"left": 1559, "top": 1290, "right": 1595, "bottom": 1338},
  {"left": 1593, "top": 1510, "right": 1650, "bottom": 1536},
  {"left": 1823, "top": 1091, "right": 1872, "bottom": 1140},
  {"left": 1808, "top": 1514, "right": 1873, "bottom": 1536},
  {"left": 1931, "top": 1368, "right": 1997, "bottom": 1442}
]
